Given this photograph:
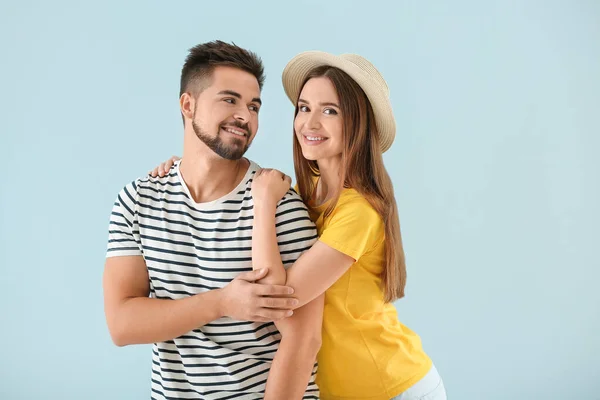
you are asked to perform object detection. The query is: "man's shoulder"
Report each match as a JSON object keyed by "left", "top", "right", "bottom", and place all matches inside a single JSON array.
[
  {"left": 274, "top": 186, "right": 313, "bottom": 231},
  {"left": 118, "top": 166, "right": 181, "bottom": 199},
  {"left": 113, "top": 177, "right": 141, "bottom": 202},
  {"left": 246, "top": 158, "right": 260, "bottom": 171},
  {"left": 279, "top": 186, "right": 307, "bottom": 208},
  {"left": 274, "top": 186, "right": 317, "bottom": 251},
  {"left": 247, "top": 161, "right": 306, "bottom": 209}
]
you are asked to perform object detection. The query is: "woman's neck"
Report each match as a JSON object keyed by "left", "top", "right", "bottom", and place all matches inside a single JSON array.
[{"left": 314, "top": 156, "right": 342, "bottom": 206}]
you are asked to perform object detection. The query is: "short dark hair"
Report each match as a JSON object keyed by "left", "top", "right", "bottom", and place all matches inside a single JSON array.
[{"left": 180, "top": 40, "right": 265, "bottom": 98}]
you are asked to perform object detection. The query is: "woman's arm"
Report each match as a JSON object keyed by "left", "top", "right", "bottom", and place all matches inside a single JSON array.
[
  {"left": 252, "top": 197, "right": 288, "bottom": 286},
  {"left": 251, "top": 169, "right": 324, "bottom": 399},
  {"left": 264, "top": 295, "right": 324, "bottom": 400},
  {"left": 254, "top": 202, "right": 355, "bottom": 307},
  {"left": 251, "top": 169, "right": 357, "bottom": 308},
  {"left": 251, "top": 168, "right": 294, "bottom": 285}
]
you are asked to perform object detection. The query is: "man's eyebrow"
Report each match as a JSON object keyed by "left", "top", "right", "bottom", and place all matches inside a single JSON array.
[
  {"left": 218, "top": 90, "right": 262, "bottom": 105},
  {"left": 217, "top": 90, "right": 241, "bottom": 98}
]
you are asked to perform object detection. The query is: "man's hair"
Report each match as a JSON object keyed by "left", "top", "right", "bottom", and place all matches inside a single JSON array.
[{"left": 179, "top": 40, "right": 265, "bottom": 98}]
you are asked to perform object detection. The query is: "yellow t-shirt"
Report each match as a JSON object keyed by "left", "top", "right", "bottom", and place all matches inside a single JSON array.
[{"left": 309, "top": 188, "right": 432, "bottom": 400}]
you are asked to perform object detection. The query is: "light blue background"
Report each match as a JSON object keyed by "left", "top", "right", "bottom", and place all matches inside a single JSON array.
[{"left": 1, "top": 0, "right": 598, "bottom": 399}]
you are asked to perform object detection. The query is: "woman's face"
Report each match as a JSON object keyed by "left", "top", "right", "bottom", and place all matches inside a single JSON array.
[{"left": 294, "top": 77, "right": 344, "bottom": 162}]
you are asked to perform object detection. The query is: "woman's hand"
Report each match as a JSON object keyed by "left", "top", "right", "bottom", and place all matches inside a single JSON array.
[
  {"left": 149, "top": 156, "right": 181, "bottom": 177},
  {"left": 251, "top": 168, "right": 292, "bottom": 209}
]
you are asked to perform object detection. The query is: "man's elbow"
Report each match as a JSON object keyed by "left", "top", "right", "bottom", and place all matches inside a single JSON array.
[
  {"left": 106, "top": 312, "right": 133, "bottom": 347},
  {"left": 110, "top": 335, "right": 128, "bottom": 347},
  {"left": 107, "top": 321, "right": 129, "bottom": 347}
]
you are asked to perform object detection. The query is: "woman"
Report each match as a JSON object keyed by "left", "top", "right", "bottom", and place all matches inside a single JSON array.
[{"left": 152, "top": 51, "right": 446, "bottom": 400}]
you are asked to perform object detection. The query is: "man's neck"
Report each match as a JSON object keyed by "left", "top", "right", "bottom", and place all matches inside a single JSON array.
[{"left": 179, "top": 134, "right": 250, "bottom": 204}]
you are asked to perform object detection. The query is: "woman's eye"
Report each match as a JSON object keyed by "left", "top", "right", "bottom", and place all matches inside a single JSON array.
[
  {"left": 299, "top": 105, "right": 309, "bottom": 112},
  {"left": 324, "top": 108, "right": 338, "bottom": 115}
]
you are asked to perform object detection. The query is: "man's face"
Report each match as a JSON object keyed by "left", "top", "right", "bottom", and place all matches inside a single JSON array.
[{"left": 190, "top": 66, "right": 262, "bottom": 160}]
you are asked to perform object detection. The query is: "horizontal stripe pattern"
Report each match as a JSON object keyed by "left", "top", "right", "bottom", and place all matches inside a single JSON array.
[{"left": 107, "top": 160, "right": 319, "bottom": 399}]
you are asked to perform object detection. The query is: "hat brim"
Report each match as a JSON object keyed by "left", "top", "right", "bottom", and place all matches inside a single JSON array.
[{"left": 282, "top": 51, "right": 395, "bottom": 153}]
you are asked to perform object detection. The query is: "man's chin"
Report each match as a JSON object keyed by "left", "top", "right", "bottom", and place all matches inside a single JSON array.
[
  {"left": 217, "top": 145, "right": 248, "bottom": 161},
  {"left": 224, "top": 134, "right": 247, "bottom": 145}
]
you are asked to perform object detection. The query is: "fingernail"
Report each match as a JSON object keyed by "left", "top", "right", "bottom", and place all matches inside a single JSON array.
[
  {"left": 287, "top": 288, "right": 294, "bottom": 294},
  {"left": 287, "top": 311, "right": 293, "bottom": 316}
]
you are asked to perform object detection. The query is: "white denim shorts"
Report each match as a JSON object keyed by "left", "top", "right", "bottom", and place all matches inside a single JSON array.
[{"left": 390, "top": 364, "right": 447, "bottom": 400}]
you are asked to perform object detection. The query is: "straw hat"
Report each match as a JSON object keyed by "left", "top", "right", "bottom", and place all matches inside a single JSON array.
[{"left": 282, "top": 51, "right": 396, "bottom": 153}]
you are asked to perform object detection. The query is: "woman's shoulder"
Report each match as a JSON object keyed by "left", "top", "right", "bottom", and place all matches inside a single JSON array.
[
  {"left": 335, "top": 188, "right": 380, "bottom": 219},
  {"left": 338, "top": 187, "right": 367, "bottom": 204}
]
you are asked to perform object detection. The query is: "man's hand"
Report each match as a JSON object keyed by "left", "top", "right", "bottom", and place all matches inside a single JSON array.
[{"left": 219, "top": 268, "right": 298, "bottom": 322}]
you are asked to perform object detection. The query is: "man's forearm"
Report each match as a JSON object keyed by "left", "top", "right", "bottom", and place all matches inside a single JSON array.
[{"left": 108, "top": 289, "right": 223, "bottom": 346}]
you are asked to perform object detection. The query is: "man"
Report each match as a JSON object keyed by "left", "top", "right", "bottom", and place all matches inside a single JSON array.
[{"left": 104, "top": 41, "right": 322, "bottom": 399}]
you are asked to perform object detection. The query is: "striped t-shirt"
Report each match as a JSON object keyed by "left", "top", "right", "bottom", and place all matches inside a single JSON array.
[{"left": 106, "top": 159, "right": 319, "bottom": 400}]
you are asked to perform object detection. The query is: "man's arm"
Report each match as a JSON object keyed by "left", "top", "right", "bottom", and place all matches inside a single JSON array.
[
  {"left": 103, "top": 256, "right": 297, "bottom": 346},
  {"left": 104, "top": 255, "right": 220, "bottom": 346},
  {"left": 104, "top": 181, "right": 298, "bottom": 346}
]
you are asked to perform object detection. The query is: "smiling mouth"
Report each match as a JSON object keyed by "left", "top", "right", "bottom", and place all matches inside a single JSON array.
[
  {"left": 221, "top": 126, "right": 248, "bottom": 138},
  {"left": 302, "top": 134, "right": 328, "bottom": 144}
]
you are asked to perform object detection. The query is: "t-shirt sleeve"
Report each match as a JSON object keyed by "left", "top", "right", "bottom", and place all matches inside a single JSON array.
[
  {"left": 274, "top": 189, "right": 318, "bottom": 269},
  {"left": 106, "top": 181, "right": 143, "bottom": 258},
  {"left": 319, "top": 194, "right": 384, "bottom": 261}
]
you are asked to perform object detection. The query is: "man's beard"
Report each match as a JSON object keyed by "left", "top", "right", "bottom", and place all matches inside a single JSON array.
[{"left": 192, "top": 118, "right": 250, "bottom": 161}]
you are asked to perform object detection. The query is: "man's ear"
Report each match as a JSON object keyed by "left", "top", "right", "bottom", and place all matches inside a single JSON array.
[{"left": 180, "top": 92, "right": 195, "bottom": 121}]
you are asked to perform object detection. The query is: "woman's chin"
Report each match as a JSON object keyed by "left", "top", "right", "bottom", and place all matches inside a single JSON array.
[{"left": 301, "top": 149, "right": 320, "bottom": 162}]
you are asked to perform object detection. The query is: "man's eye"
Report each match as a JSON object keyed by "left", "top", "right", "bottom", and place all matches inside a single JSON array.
[{"left": 224, "top": 98, "right": 235, "bottom": 104}]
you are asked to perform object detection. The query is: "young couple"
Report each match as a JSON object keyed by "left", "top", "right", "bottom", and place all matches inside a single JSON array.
[{"left": 104, "top": 40, "right": 446, "bottom": 400}]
